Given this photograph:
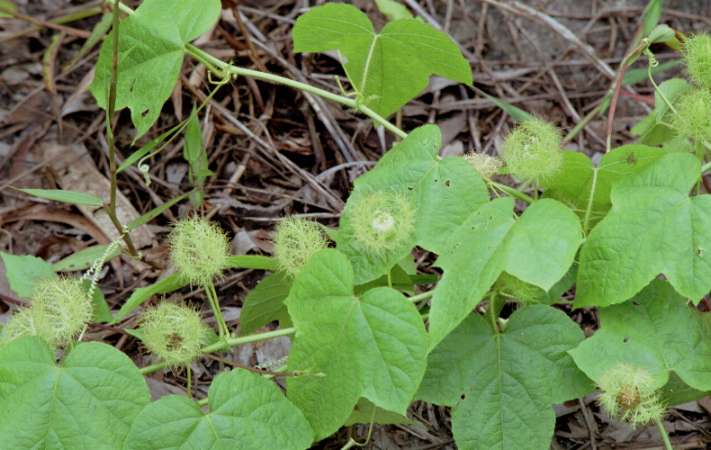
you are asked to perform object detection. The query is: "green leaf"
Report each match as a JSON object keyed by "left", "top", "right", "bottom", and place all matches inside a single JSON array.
[
  {"left": 124, "top": 368, "right": 313, "bottom": 450},
  {"left": 0, "top": 252, "right": 57, "bottom": 298},
  {"left": 293, "top": 3, "right": 471, "bottom": 118},
  {"left": 0, "top": 337, "right": 150, "bottom": 449},
  {"left": 53, "top": 244, "right": 121, "bottom": 272},
  {"left": 239, "top": 271, "right": 292, "bottom": 336},
  {"left": 576, "top": 153, "right": 711, "bottom": 307},
  {"left": 641, "top": 0, "right": 663, "bottom": 37},
  {"left": 113, "top": 274, "right": 187, "bottom": 323},
  {"left": 480, "top": 91, "right": 535, "bottom": 123},
  {"left": 118, "top": 127, "right": 175, "bottom": 173},
  {"left": 336, "top": 125, "right": 489, "bottom": 282},
  {"left": 184, "top": 108, "right": 213, "bottom": 206},
  {"left": 429, "top": 198, "right": 582, "bottom": 348},
  {"left": 17, "top": 188, "right": 103, "bottom": 207},
  {"left": 419, "top": 306, "right": 591, "bottom": 450},
  {"left": 654, "top": 78, "right": 690, "bottom": 123},
  {"left": 81, "top": 279, "right": 113, "bottom": 324},
  {"left": 91, "top": 0, "right": 221, "bottom": 138},
  {"left": 375, "top": 0, "right": 413, "bottom": 21},
  {"left": 541, "top": 145, "right": 665, "bottom": 226},
  {"left": 285, "top": 249, "right": 428, "bottom": 439},
  {"left": 570, "top": 280, "right": 711, "bottom": 393}
]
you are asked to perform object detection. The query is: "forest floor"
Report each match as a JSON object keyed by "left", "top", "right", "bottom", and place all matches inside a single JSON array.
[{"left": 1, "top": 0, "right": 711, "bottom": 448}]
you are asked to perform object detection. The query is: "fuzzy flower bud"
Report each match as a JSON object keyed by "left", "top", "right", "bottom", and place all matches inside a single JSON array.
[
  {"left": 140, "top": 303, "right": 209, "bottom": 366},
  {"left": 502, "top": 119, "right": 562, "bottom": 183},
  {"left": 274, "top": 217, "right": 328, "bottom": 277},
  {"left": 598, "top": 364, "right": 665, "bottom": 427},
  {"left": 170, "top": 217, "right": 229, "bottom": 285},
  {"left": 464, "top": 153, "right": 503, "bottom": 179},
  {"left": 349, "top": 191, "right": 415, "bottom": 255},
  {"left": 1, "top": 277, "right": 93, "bottom": 347},
  {"left": 495, "top": 272, "right": 546, "bottom": 304},
  {"left": 671, "top": 88, "right": 711, "bottom": 143},
  {"left": 684, "top": 33, "right": 711, "bottom": 90}
]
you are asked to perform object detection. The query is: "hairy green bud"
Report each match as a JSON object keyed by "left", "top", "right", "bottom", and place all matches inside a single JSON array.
[
  {"left": 141, "top": 303, "right": 209, "bottom": 367},
  {"left": 684, "top": 33, "right": 711, "bottom": 90},
  {"left": 349, "top": 191, "right": 415, "bottom": 255},
  {"left": 274, "top": 217, "right": 328, "bottom": 276},
  {"left": 1, "top": 306, "right": 54, "bottom": 345},
  {"left": 671, "top": 88, "right": 711, "bottom": 143},
  {"left": 495, "top": 272, "right": 546, "bottom": 304},
  {"left": 170, "top": 217, "right": 229, "bottom": 285},
  {"left": 1, "top": 277, "right": 93, "bottom": 347},
  {"left": 598, "top": 364, "right": 665, "bottom": 427},
  {"left": 502, "top": 119, "right": 562, "bottom": 183},
  {"left": 464, "top": 153, "right": 502, "bottom": 179}
]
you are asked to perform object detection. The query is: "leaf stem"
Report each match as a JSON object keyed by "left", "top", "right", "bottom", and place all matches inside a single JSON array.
[
  {"left": 105, "top": 0, "right": 138, "bottom": 256},
  {"left": 582, "top": 167, "right": 599, "bottom": 235},
  {"left": 204, "top": 280, "right": 229, "bottom": 339},
  {"left": 408, "top": 290, "right": 433, "bottom": 303},
  {"left": 701, "top": 160, "right": 711, "bottom": 174},
  {"left": 140, "top": 327, "right": 297, "bottom": 374},
  {"left": 654, "top": 417, "right": 674, "bottom": 450}
]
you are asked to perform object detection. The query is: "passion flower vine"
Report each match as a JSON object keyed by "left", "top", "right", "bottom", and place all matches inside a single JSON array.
[
  {"left": 349, "top": 191, "right": 415, "bottom": 255},
  {"left": 671, "top": 88, "right": 711, "bottom": 144},
  {"left": 684, "top": 33, "right": 711, "bottom": 91},
  {"left": 502, "top": 118, "right": 563, "bottom": 184},
  {"left": 169, "top": 217, "right": 231, "bottom": 339},
  {"left": 598, "top": 364, "right": 666, "bottom": 427},
  {"left": 1, "top": 277, "right": 93, "bottom": 348},
  {"left": 464, "top": 152, "right": 503, "bottom": 179},
  {"left": 274, "top": 217, "right": 328, "bottom": 277},
  {"left": 140, "top": 302, "right": 209, "bottom": 367}
]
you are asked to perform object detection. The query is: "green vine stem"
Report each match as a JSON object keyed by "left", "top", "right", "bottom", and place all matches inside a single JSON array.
[
  {"left": 204, "top": 280, "right": 230, "bottom": 339},
  {"left": 140, "top": 327, "right": 297, "bottom": 375},
  {"left": 654, "top": 417, "right": 674, "bottom": 450},
  {"left": 408, "top": 290, "right": 434, "bottom": 303}
]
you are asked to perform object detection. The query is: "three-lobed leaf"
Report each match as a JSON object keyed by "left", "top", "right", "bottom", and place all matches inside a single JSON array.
[
  {"left": 429, "top": 198, "right": 582, "bottom": 348},
  {"left": 285, "top": 249, "right": 428, "bottom": 440},
  {"left": 293, "top": 3, "right": 471, "bottom": 118},
  {"left": 91, "top": 0, "right": 221, "bottom": 137},
  {"left": 576, "top": 152, "right": 711, "bottom": 307},
  {"left": 419, "top": 306, "right": 592, "bottom": 450},
  {"left": 0, "top": 337, "right": 150, "bottom": 450},
  {"left": 124, "top": 369, "right": 313, "bottom": 450},
  {"left": 571, "top": 279, "right": 711, "bottom": 393},
  {"left": 238, "top": 271, "right": 292, "bottom": 336}
]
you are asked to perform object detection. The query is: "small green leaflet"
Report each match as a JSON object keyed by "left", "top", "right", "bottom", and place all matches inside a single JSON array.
[
  {"left": 91, "top": 0, "right": 221, "bottom": 138},
  {"left": 113, "top": 274, "right": 187, "bottom": 323},
  {"left": 571, "top": 280, "right": 711, "bottom": 393},
  {"left": 576, "top": 153, "right": 711, "bottom": 307},
  {"left": 293, "top": 3, "right": 471, "bottom": 118},
  {"left": 124, "top": 369, "right": 313, "bottom": 450},
  {"left": 429, "top": 198, "right": 582, "bottom": 348},
  {"left": 17, "top": 188, "right": 103, "bottom": 207},
  {"left": 336, "top": 125, "right": 489, "bottom": 283},
  {"left": 418, "top": 306, "right": 591, "bottom": 450},
  {"left": 184, "top": 108, "right": 213, "bottom": 206},
  {"left": 0, "top": 337, "right": 150, "bottom": 450},
  {"left": 239, "top": 271, "right": 292, "bottom": 336},
  {"left": 286, "top": 249, "right": 428, "bottom": 440},
  {"left": 375, "top": 0, "right": 413, "bottom": 21},
  {"left": 541, "top": 145, "right": 665, "bottom": 226},
  {"left": 0, "top": 252, "right": 56, "bottom": 298}
]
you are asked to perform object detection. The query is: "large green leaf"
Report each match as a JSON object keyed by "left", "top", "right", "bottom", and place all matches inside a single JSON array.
[
  {"left": 576, "top": 153, "right": 711, "bottom": 307},
  {"left": 0, "top": 337, "right": 150, "bottom": 450},
  {"left": 293, "top": 3, "right": 471, "bottom": 118},
  {"left": 571, "top": 280, "right": 711, "bottom": 392},
  {"left": 419, "top": 306, "right": 591, "bottom": 450},
  {"left": 541, "top": 145, "right": 665, "bottom": 226},
  {"left": 0, "top": 252, "right": 57, "bottom": 298},
  {"left": 285, "top": 249, "right": 428, "bottom": 439},
  {"left": 124, "top": 369, "right": 313, "bottom": 450},
  {"left": 429, "top": 198, "right": 582, "bottom": 348},
  {"left": 91, "top": 0, "right": 221, "bottom": 137},
  {"left": 336, "top": 125, "right": 489, "bottom": 282}
]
